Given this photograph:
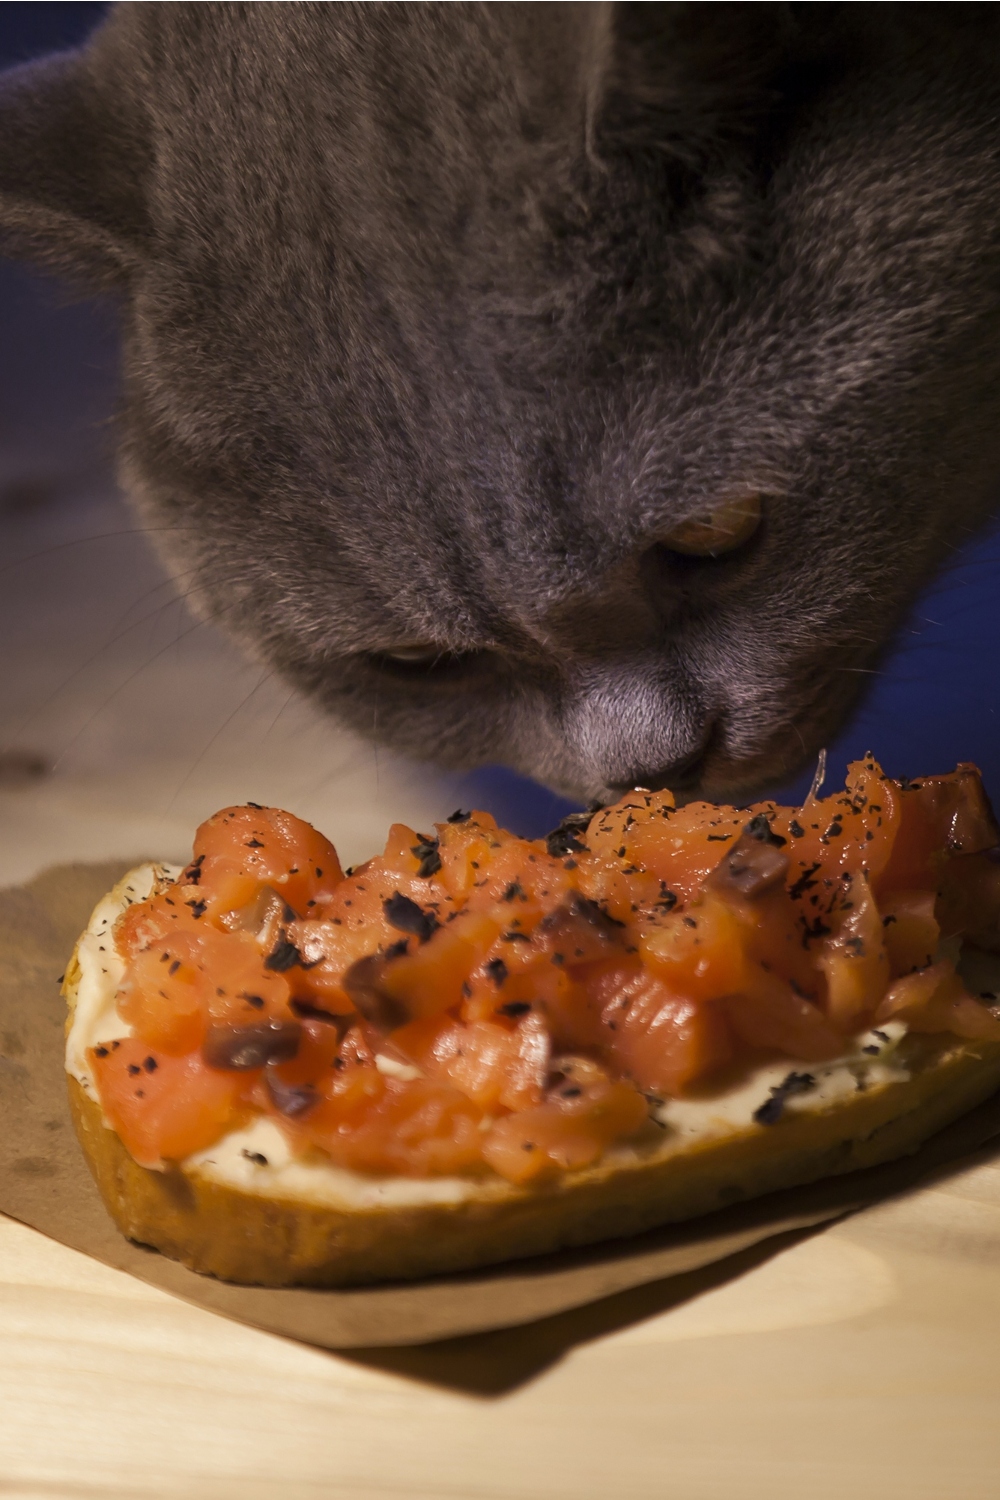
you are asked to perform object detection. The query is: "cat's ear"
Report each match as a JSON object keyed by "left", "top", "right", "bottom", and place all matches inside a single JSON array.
[{"left": 0, "top": 47, "right": 148, "bottom": 286}]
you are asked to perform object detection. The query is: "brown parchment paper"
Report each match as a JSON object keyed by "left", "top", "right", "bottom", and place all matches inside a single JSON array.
[{"left": 5, "top": 860, "right": 1000, "bottom": 1351}]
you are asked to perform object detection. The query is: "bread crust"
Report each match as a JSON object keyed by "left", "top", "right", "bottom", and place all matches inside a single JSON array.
[{"left": 66, "top": 920, "right": 1000, "bottom": 1284}]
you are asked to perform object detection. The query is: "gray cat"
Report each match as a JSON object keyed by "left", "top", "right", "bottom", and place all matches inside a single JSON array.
[{"left": 2, "top": 2, "right": 999, "bottom": 806}]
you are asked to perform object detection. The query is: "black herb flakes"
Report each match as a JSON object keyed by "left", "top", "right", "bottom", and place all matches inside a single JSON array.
[
  {"left": 800, "top": 914, "right": 832, "bottom": 946},
  {"left": 264, "top": 936, "right": 305, "bottom": 972},
  {"left": 447, "top": 809, "right": 471, "bottom": 823},
  {"left": 289, "top": 998, "right": 347, "bottom": 1029},
  {"left": 497, "top": 1000, "right": 531, "bottom": 1018},
  {"left": 411, "top": 836, "right": 442, "bottom": 877},
  {"left": 383, "top": 891, "right": 438, "bottom": 943},
  {"left": 485, "top": 957, "right": 509, "bottom": 987},
  {"left": 789, "top": 863, "right": 821, "bottom": 900},
  {"left": 753, "top": 1071, "right": 817, "bottom": 1125},
  {"left": 745, "top": 812, "right": 787, "bottom": 847},
  {"left": 546, "top": 823, "right": 588, "bottom": 858}
]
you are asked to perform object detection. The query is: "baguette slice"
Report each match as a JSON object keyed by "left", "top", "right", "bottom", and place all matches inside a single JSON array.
[{"left": 65, "top": 869, "right": 1000, "bottom": 1287}]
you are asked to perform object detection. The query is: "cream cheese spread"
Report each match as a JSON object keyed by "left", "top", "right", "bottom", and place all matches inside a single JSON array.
[{"left": 67, "top": 862, "right": 922, "bottom": 1209}]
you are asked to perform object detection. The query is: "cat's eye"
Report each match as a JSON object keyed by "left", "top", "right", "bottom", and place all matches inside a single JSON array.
[
  {"left": 369, "top": 643, "right": 481, "bottom": 676},
  {"left": 659, "top": 493, "right": 763, "bottom": 557},
  {"left": 378, "top": 643, "right": 444, "bottom": 666}
]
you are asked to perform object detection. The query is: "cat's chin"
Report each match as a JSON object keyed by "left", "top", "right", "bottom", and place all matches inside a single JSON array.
[
  {"left": 573, "top": 736, "right": 828, "bottom": 811},
  {"left": 514, "top": 739, "right": 808, "bottom": 811}
]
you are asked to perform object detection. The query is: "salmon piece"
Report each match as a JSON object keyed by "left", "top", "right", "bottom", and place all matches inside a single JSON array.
[
  {"left": 115, "top": 938, "right": 207, "bottom": 1054},
  {"left": 875, "top": 961, "right": 1000, "bottom": 1040},
  {"left": 298, "top": 1074, "right": 485, "bottom": 1177},
  {"left": 89, "top": 1036, "right": 250, "bottom": 1167},
  {"left": 481, "top": 1057, "right": 648, "bottom": 1184},
  {"left": 639, "top": 894, "right": 751, "bottom": 1000},
  {"left": 722, "top": 969, "right": 844, "bottom": 1061},
  {"left": 586, "top": 964, "right": 735, "bottom": 1095},
  {"left": 116, "top": 908, "right": 293, "bottom": 1052},
  {"left": 879, "top": 890, "right": 940, "bottom": 977},
  {"left": 371, "top": 911, "right": 503, "bottom": 1020},
  {"left": 192, "top": 804, "right": 345, "bottom": 918},
  {"left": 877, "top": 764, "right": 1000, "bottom": 894},
  {"left": 586, "top": 790, "right": 748, "bottom": 906},
  {"left": 394, "top": 1011, "right": 549, "bottom": 1112},
  {"left": 434, "top": 812, "right": 505, "bottom": 902},
  {"left": 115, "top": 883, "right": 206, "bottom": 958},
  {"left": 770, "top": 757, "right": 902, "bottom": 888},
  {"left": 817, "top": 885, "right": 890, "bottom": 1032}
]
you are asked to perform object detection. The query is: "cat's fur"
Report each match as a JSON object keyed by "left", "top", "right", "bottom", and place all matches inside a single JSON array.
[{"left": 2, "top": 3, "right": 1000, "bottom": 803}]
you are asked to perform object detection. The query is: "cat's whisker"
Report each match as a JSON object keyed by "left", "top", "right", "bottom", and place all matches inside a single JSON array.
[
  {"left": 372, "top": 660, "right": 384, "bottom": 794},
  {"left": 299, "top": 739, "right": 372, "bottom": 803},
  {"left": 105, "top": 566, "right": 204, "bottom": 636},
  {"left": 47, "top": 593, "right": 247, "bottom": 773},
  {"left": 7, "top": 578, "right": 209, "bottom": 744},
  {"left": 163, "top": 666, "right": 273, "bottom": 812},
  {"left": 0, "top": 523, "right": 201, "bottom": 580},
  {"left": 259, "top": 684, "right": 300, "bottom": 744}
]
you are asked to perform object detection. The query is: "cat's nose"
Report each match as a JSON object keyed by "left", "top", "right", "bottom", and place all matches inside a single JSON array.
[{"left": 562, "top": 661, "right": 715, "bottom": 797}]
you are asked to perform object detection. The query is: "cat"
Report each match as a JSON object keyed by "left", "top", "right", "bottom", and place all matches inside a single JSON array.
[{"left": 2, "top": 2, "right": 1000, "bottom": 807}]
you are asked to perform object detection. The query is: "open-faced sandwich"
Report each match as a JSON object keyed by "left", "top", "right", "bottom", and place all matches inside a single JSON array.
[{"left": 64, "top": 757, "right": 1000, "bottom": 1286}]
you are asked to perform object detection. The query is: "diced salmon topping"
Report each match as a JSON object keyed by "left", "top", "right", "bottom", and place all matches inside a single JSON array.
[{"left": 92, "top": 759, "right": 1000, "bottom": 1181}]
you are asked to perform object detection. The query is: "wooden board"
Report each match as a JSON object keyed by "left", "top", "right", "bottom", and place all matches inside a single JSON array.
[{"left": 4, "top": 1140, "right": 1000, "bottom": 1500}]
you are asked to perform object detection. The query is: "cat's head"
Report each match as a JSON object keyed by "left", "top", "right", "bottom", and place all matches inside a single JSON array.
[{"left": 4, "top": 3, "right": 1000, "bottom": 803}]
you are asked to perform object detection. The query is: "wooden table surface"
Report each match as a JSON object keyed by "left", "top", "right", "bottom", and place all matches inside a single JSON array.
[{"left": 4, "top": 1143, "right": 1000, "bottom": 1500}]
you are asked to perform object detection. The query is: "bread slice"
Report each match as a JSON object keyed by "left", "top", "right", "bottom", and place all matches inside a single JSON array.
[{"left": 64, "top": 869, "right": 1000, "bottom": 1286}]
